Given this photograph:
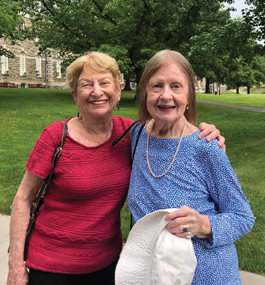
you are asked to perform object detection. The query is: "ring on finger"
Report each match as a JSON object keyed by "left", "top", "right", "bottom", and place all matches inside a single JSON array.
[
  {"left": 186, "top": 231, "right": 192, "bottom": 239},
  {"left": 183, "top": 225, "right": 189, "bottom": 233}
]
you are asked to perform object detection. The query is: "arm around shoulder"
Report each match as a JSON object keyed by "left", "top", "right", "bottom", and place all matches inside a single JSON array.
[{"left": 198, "top": 122, "right": 226, "bottom": 152}]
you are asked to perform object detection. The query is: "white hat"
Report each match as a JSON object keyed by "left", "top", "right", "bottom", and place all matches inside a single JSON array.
[{"left": 115, "top": 209, "right": 197, "bottom": 285}]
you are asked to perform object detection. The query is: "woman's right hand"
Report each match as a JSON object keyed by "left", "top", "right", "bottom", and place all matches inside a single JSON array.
[
  {"left": 7, "top": 263, "right": 28, "bottom": 285},
  {"left": 8, "top": 170, "right": 44, "bottom": 285}
]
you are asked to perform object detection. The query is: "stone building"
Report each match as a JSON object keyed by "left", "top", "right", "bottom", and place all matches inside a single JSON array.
[
  {"left": 196, "top": 78, "right": 227, "bottom": 94},
  {"left": 0, "top": 17, "right": 68, "bottom": 89}
]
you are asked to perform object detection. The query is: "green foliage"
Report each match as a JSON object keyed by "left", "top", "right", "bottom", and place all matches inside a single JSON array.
[
  {"left": 0, "top": 0, "right": 24, "bottom": 57},
  {"left": 244, "top": 0, "right": 265, "bottom": 42},
  {"left": 189, "top": 11, "right": 260, "bottom": 92},
  {"left": 98, "top": 45, "right": 134, "bottom": 76},
  {"left": 169, "top": 1, "right": 262, "bottom": 92},
  {"left": 227, "top": 57, "right": 256, "bottom": 89},
  {"left": 252, "top": 56, "right": 265, "bottom": 87},
  {"left": 20, "top": 0, "right": 241, "bottom": 81}
]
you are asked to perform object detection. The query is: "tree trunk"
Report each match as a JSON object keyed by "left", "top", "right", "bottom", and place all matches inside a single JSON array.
[
  {"left": 205, "top": 78, "right": 211, "bottom": 93},
  {"left": 134, "top": 67, "right": 144, "bottom": 100},
  {"left": 135, "top": 67, "right": 143, "bottom": 86},
  {"left": 247, "top": 86, "right": 250, "bottom": 94},
  {"left": 123, "top": 74, "right": 132, "bottom": 91},
  {"left": 236, "top": 87, "right": 239, "bottom": 94}
]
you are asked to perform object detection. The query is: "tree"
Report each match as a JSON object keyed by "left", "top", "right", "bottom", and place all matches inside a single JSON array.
[
  {"left": 252, "top": 56, "right": 265, "bottom": 89},
  {"left": 188, "top": 11, "right": 257, "bottom": 93},
  {"left": 0, "top": 0, "right": 24, "bottom": 57},
  {"left": 21, "top": 0, "right": 236, "bottom": 92},
  {"left": 244, "top": 0, "right": 265, "bottom": 42},
  {"left": 225, "top": 56, "right": 256, "bottom": 94}
]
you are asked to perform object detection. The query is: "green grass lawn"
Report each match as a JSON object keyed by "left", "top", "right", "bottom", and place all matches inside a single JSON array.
[
  {"left": 240, "top": 86, "right": 265, "bottom": 94},
  {"left": 0, "top": 88, "right": 264, "bottom": 275},
  {"left": 197, "top": 91, "right": 265, "bottom": 109}
]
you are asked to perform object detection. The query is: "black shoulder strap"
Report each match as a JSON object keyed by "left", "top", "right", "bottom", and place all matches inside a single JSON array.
[
  {"left": 112, "top": 120, "right": 145, "bottom": 230},
  {"left": 130, "top": 122, "right": 144, "bottom": 229},
  {"left": 112, "top": 120, "right": 140, "bottom": 147},
  {"left": 132, "top": 123, "right": 144, "bottom": 163},
  {"left": 31, "top": 122, "right": 68, "bottom": 211}
]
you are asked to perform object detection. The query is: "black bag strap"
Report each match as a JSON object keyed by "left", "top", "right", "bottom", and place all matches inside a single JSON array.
[
  {"left": 112, "top": 120, "right": 140, "bottom": 147},
  {"left": 30, "top": 122, "right": 68, "bottom": 215},
  {"left": 112, "top": 120, "right": 145, "bottom": 230},
  {"left": 129, "top": 122, "right": 145, "bottom": 229},
  {"left": 132, "top": 123, "right": 145, "bottom": 163},
  {"left": 112, "top": 120, "right": 144, "bottom": 165}
]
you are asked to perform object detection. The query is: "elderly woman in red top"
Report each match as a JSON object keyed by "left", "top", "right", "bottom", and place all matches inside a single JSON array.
[{"left": 7, "top": 51, "right": 224, "bottom": 285}]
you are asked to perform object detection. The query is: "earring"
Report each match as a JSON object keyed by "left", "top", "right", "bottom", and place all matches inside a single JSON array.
[
  {"left": 77, "top": 108, "right": 80, "bottom": 117},
  {"left": 117, "top": 102, "right": 120, "bottom": 111},
  {"left": 186, "top": 105, "right": 189, "bottom": 110}
]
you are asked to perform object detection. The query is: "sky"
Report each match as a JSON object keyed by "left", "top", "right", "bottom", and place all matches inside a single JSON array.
[
  {"left": 225, "top": 0, "right": 250, "bottom": 18},
  {"left": 225, "top": 1, "right": 264, "bottom": 44}
]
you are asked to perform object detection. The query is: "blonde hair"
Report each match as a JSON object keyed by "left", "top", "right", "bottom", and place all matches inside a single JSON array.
[
  {"left": 66, "top": 51, "right": 121, "bottom": 92},
  {"left": 137, "top": 50, "right": 197, "bottom": 124}
]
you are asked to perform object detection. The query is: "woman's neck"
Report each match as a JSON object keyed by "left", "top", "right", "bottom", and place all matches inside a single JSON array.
[
  {"left": 67, "top": 115, "right": 113, "bottom": 147},
  {"left": 79, "top": 115, "right": 113, "bottom": 135},
  {"left": 146, "top": 118, "right": 198, "bottom": 138}
]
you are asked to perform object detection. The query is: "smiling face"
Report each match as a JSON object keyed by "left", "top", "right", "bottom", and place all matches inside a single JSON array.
[
  {"left": 71, "top": 64, "right": 121, "bottom": 120},
  {"left": 146, "top": 62, "right": 189, "bottom": 127}
]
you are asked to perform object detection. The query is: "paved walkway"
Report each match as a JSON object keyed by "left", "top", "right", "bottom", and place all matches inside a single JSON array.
[
  {"left": 197, "top": 100, "right": 265, "bottom": 113},
  {"left": 1, "top": 214, "right": 265, "bottom": 285},
  {"left": 0, "top": 215, "right": 10, "bottom": 285}
]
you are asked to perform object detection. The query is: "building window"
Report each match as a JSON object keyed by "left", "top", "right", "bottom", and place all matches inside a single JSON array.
[
  {"left": 56, "top": 57, "right": 61, "bottom": 78},
  {"left": 1, "top": 56, "right": 9, "bottom": 74},
  {"left": 20, "top": 52, "right": 26, "bottom": 75},
  {"left": 19, "top": 24, "right": 25, "bottom": 32},
  {"left": 36, "top": 55, "right": 41, "bottom": 76}
]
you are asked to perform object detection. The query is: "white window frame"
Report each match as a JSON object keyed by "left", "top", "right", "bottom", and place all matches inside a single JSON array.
[
  {"left": 121, "top": 73, "right": 124, "bottom": 84},
  {"left": 19, "top": 23, "right": 25, "bottom": 32},
  {"left": 20, "top": 52, "right": 26, "bottom": 75},
  {"left": 1, "top": 55, "right": 9, "bottom": 74},
  {"left": 56, "top": 57, "right": 61, "bottom": 78},
  {"left": 36, "top": 55, "right": 41, "bottom": 76}
]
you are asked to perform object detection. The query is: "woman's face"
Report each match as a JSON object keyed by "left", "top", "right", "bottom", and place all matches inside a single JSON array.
[
  {"left": 72, "top": 64, "right": 121, "bottom": 120},
  {"left": 146, "top": 63, "right": 189, "bottom": 126}
]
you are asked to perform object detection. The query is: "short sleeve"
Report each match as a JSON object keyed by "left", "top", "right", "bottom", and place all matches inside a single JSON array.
[{"left": 26, "top": 121, "right": 65, "bottom": 178}]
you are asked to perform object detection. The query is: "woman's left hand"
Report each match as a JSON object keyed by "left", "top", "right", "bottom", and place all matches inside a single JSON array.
[
  {"left": 164, "top": 206, "right": 212, "bottom": 239},
  {"left": 198, "top": 122, "right": 226, "bottom": 152}
]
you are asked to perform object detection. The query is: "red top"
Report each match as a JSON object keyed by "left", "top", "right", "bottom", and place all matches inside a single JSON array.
[{"left": 25, "top": 116, "right": 133, "bottom": 274}]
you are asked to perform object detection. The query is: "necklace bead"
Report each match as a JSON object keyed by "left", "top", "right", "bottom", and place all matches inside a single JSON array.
[{"left": 146, "top": 120, "right": 187, "bottom": 178}]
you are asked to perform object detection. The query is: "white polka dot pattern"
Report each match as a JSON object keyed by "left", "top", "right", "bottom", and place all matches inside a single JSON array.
[{"left": 128, "top": 124, "right": 254, "bottom": 285}]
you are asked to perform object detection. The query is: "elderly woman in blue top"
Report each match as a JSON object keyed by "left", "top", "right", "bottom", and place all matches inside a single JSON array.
[{"left": 128, "top": 50, "right": 254, "bottom": 285}]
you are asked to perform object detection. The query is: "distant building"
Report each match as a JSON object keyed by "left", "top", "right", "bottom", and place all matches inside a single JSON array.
[
  {"left": 0, "top": 16, "right": 68, "bottom": 89},
  {"left": 209, "top": 82, "right": 227, "bottom": 94},
  {"left": 196, "top": 78, "right": 227, "bottom": 94}
]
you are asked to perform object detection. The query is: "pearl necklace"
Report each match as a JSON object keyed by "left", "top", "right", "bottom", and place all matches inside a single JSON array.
[{"left": 146, "top": 120, "right": 187, "bottom": 178}]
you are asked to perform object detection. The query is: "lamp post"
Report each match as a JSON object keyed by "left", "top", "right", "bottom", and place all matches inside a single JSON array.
[{"left": 45, "top": 52, "right": 48, "bottom": 89}]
